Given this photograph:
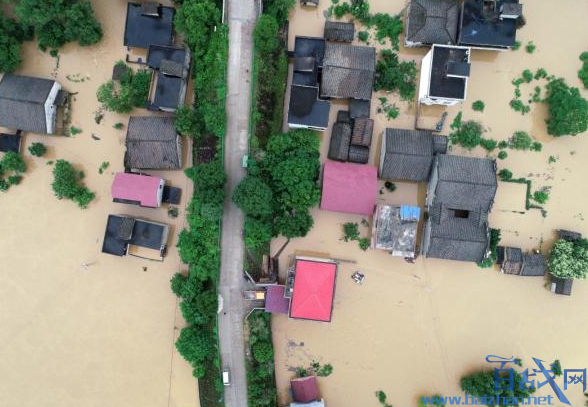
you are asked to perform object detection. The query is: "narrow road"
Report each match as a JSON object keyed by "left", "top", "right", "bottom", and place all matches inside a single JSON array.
[{"left": 219, "top": 0, "right": 257, "bottom": 406}]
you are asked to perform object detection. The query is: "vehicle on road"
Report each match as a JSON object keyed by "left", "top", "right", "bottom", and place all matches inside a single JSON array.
[{"left": 222, "top": 368, "right": 231, "bottom": 386}]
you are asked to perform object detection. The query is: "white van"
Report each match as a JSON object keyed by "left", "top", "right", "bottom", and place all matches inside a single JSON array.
[{"left": 222, "top": 368, "right": 230, "bottom": 386}]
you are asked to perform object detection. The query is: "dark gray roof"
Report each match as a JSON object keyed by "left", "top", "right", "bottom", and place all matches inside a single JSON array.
[
  {"left": 348, "top": 145, "right": 369, "bottom": 164},
  {"left": 551, "top": 276, "right": 573, "bottom": 296},
  {"left": 349, "top": 98, "right": 371, "bottom": 119},
  {"left": 328, "top": 123, "right": 351, "bottom": 161},
  {"left": 498, "top": 246, "right": 523, "bottom": 274},
  {"left": 160, "top": 59, "right": 185, "bottom": 78},
  {"left": 294, "top": 57, "right": 316, "bottom": 72},
  {"left": 321, "top": 43, "right": 376, "bottom": 100},
  {"left": 117, "top": 217, "right": 136, "bottom": 240},
  {"left": 324, "top": 21, "right": 355, "bottom": 42},
  {"left": 432, "top": 134, "right": 448, "bottom": 154},
  {"left": 125, "top": 116, "right": 181, "bottom": 170},
  {"left": 141, "top": 2, "right": 160, "bottom": 17},
  {"left": 520, "top": 253, "right": 547, "bottom": 277},
  {"left": 429, "top": 46, "right": 469, "bottom": 100},
  {"left": 124, "top": 3, "right": 175, "bottom": 49},
  {"left": 459, "top": 0, "right": 520, "bottom": 49},
  {"left": 351, "top": 118, "right": 374, "bottom": 147},
  {"left": 379, "top": 129, "right": 440, "bottom": 182},
  {"left": 406, "top": 0, "right": 459, "bottom": 45},
  {"left": 433, "top": 155, "right": 497, "bottom": 211},
  {"left": 425, "top": 203, "right": 489, "bottom": 262},
  {"left": 288, "top": 85, "right": 331, "bottom": 130},
  {"left": 501, "top": 3, "right": 522, "bottom": 17},
  {"left": 557, "top": 230, "right": 582, "bottom": 242},
  {"left": 336, "top": 110, "right": 351, "bottom": 124},
  {"left": 0, "top": 74, "right": 56, "bottom": 134}
]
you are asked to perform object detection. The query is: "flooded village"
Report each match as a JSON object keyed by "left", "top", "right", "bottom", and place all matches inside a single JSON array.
[{"left": 1, "top": 0, "right": 588, "bottom": 407}]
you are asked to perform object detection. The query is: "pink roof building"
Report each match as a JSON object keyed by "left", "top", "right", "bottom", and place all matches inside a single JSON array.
[
  {"left": 291, "top": 376, "right": 319, "bottom": 403},
  {"left": 320, "top": 160, "right": 377, "bottom": 216},
  {"left": 264, "top": 285, "right": 290, "bottom": 315},
  {"left": 111, "top": 172, "right": 165, "bottom": 208},
  {"left": 289, "top": 258, "right": 337, "bottom": 322}
]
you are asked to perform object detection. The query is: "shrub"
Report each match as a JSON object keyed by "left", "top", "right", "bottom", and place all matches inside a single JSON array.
[
  {"left": 498, "top": 140, "right": 508, "bottom": 149},
  {"left": 252, "top": 341, "right": 274, "bottom": 363},
  {"left": 579, "top": 51, "right": 588, "bottom": 88},
  {"left": 530, "top": 141, "right": 542, "bottom": 152},
  {"left": 535, "top": 68, "right": 548, "bottom": 80},
  {"left": 498, "top": 169, "right": 513, "bottom": 181},
  {"left": 233, "top": 176, "right": 274, "bottom": 217},
  {"left": 51, "top": 159, "right": 95, "bottom": 208},
  {"left": 544, "top": 78, "right": 588, "bottom": 137},
  {"left": 70, "top": 126, "right": 82, "bottom": 135},
  {"left": 374, "top": 50, "right": 417, "bottom": 101},
  {"left": 96, "top": 63, "right": 152, "bottom": 113},
  {"left": 509, "top": 131, "right": 533, "bottom": 150},
  {"left": 129, "top": 69, "right": 152, "bottom": 108},
  {"left": 358, "top": 237, "right": 370, "bottom": 251},
  {"left": 7, "top": 174, "right": 22, "bottom": 185},
  {"left": 449, "top": 121, "right": 483, "bottom": 150},
  {"left": 511, "top": 41, "right": 521, "bottom": 51},
  {"left": 472, "top": 100, "right": 485, "bottom": 112},
  {"left": 175, "top": 106, "right": 200, "bottom": 136},
  {"left": 480, "top": 138, "right": 497, "bottom": 152},
  {"left": 343, "top": 222, "right": 360, "bottom": 242},
  {"left": 549, "top": 238, "right": 588, "bottom": 279},
  {"left": 1, "top": 151, "right": 26, "bottom": 173},
  {"left": 552, "top": 360, "right": 562, "bottom": 376},
  {"left": 113, "top": 122, "right": 124, "bottom": 130},
  {"left": 510, "top": 99, "right": 530, "bottom": 114},
  {"left": 28, "top": 142, "right": 47, "bottom": 157},
  {"left": 533, "top": 190, "right": 549, "bottom": 204},
  {"left": 358, "top": 30, "right": 369, "bottom": 42},
  {"left": 497, "top": 151, "right": 508, "bottom": 160},
  {"left": 521, "top": 69, "right": 533, "bottom": 83},
  {"left": 461, "top": 370, "right": 535, "bottom": 403},
  {"left": 525, "top": 41, "right": 536, "bottom": 53},
  {"left": 244, "top": 216, "right": 273, "bottom": 251}
]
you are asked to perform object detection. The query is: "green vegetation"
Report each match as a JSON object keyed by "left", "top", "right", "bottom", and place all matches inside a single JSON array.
[
  {"left": 544, "top": 78, "right": 588, "bottom": 137},
  {"left": 174, "top": 0, "right": 220, "bottom": 58},
  {"left": 509, "top": 131, "right": 533, "bottom": 150},
  {"left": 460, "top": 370, "right": 535, "bottom": 404},
  {"left": 579, "top": 51, "right": 588, "bottom": 88},
  {"left": 478, "top": 229, "right": 501, "bottom": 268},
  {"left": 378, "top": 97, "right": 399, "bottom": 119},
  {"left": 419, "top": 395, "right": 446, "bottom": 407},
  {"left": 296, "top": 360, "right": 334, "bottom": 378},
  {"left": 98, "top": 161, "right": 109, "bottom": 175},
  {"left": 358, "top": 30, "right": 369, "bottom": 42},
  {"left": 498, "top": 169, "right": 513, "bottom": 181},
  {"left": 530, "top": 141, "right": 542, "bottom": 152},
  {"left": 15, "top": 0, "right": 102, "bottom": 51},
  {"left": 0, "top": 16, "right": 32, "bottom": 73},
  {"left": 51, "top": 159, "right": 95, "bottom": 208},
  {"left": 548, "top": 155, "right": 557, "bottom": 164},
  {"left": 359, "top": 237, "right": 370, "bottom": 251},
  {"left": 509, "top": 99, "right": 530, "bottom": 114},
  {"left": 552, "top": 360, "right": 562, "bottom": 376},
  {"left": 497, "top": 151, "right": 508, "bottom": 160},
  {"left": 167, "top": 206, "right": 179, "bottom": 219},
  {"left": 450, "top": 112, "right": 462, "bottom": 130},
  {"left": 525, "top": 41, "right": 536, "bottom": 53},
  {"left": 174, "top": 106, "right": 199, "bottom": 137},
  {"left": 549, "top": 238, "right": 588, "bottom": 279},
  {"left": 375, "top": 390, "right": 394, "bottom": 407},
  {"left": 247, "top": 311, "right": 278, "bottom": 407},
  {"left": 96, "top": 61, "right": 153, "bottom": 113},
  {"left": 449, "top": 120, "right": 483, "bottom": 150},
  {"left": 521, "top": 69, "right": 533, "bottom": 83},
  {"left": 0, "top": 152, "right": 26, "bottom": 192},
  {"left": 384, "top": 181, "right": 396, "bottom": 192},
  {"left": 374, "top": 49, "right": 417, "bottom": 101},
  {"left": 511, "top": 41, "right": 521, "bottom": 51},
  {"left": 113, "top": 122, "right": 124, "bottom": 130},
  {"left": 28, "top": 142, "right": 47, "bottom": 157},
  {"left": 70, "top": 126, "right": 82, "bottom": 135},
  {"left": 343, "top": 222, "right": 360, "bottom": 242},
  {"left": 479, "top": 138, "right": 497, "bottom": 152},
  {"left": 532, "top": 189, "right": 549, "bottom": 204},
  {"left": 472, "top": 100, "right": 485, "bottom": 112}
]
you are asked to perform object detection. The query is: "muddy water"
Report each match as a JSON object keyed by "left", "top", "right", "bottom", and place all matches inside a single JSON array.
[
  {"left": 0, "top": 1, "right": 198, "bottom": 407},
  {"left": 274, "top": 1, "right": 588, "bottom": 406}
]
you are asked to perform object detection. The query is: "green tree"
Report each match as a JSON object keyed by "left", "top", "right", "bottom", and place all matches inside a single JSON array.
[
  {"left": 449, "top": 121, "right": 483, "bottom": 150},
  {"left": 472, "top": 100, "right": 485, "bottom": 112},
  {"left": 275, "top": 209, "right": 314, "bottom": 239},
  {"left": 254, "top": 15, "right": 279, "bottom": 56},
  {"left": 244, "top": 217, "right": 273, "bottom": 250},
  {"left": 374, "top": 49, "right": 417, "bottom": 101},
  {"left": 1, "top": 151, "right": 26, "bottom": 173},
  {"left": 343, "top": 222, "right": 360, "bottom": 242},
  {"left": 233, "top": 176, "right": 274, "bottom": 217},
  {"left": 175, "top": 325, "right": 214, "bottom": 378},
  {"left": 264, "top": 0, "right": 295, "bottom": 24},
  {"left": 533, "top": 190, "right": 549, "bottom": 204},
  {"left": 129, "top": 69, "right": 152, "bottom": 107},
  {"left": 549, "top": 238, "right": 588, "bottom": 279},
  {"left": 51, "top": 159, "right": 95, "bottom": 208},
  {"left": 0, "top": 17, "right": 29, "bottom": 73},
  {"left": 28, "top": 142, "right": 47, "bottom": 157},
  {"left": 174, "top": 0, "right": 220, "bottom": 57},
  {"left": 544, "top": 78, "right": 588, "bottom": 136},
  {"left": 552, "top": 359, "right": 562, "bottom": 376},
  {"left": 96, "top": 80, "right": 132, "bottom": 113},
  {"left": 498, "top": 169, "right": 513, "bottom": 181},
  {"left": 252, "top": 341, "right": 274, "bottom": 363},
  {"left": 460, "top": 370, "right": 535, "bottom": 405},
  {"left": 509, "top": 131, "right": 533, "bottom": 150},
  {"left": 174, "top": 105, "right": 199, "bottom": 136}
]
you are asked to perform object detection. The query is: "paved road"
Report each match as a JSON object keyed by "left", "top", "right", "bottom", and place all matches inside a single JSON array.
[{"left": 218, "top": 0, "right": 257, "bottom": 406}]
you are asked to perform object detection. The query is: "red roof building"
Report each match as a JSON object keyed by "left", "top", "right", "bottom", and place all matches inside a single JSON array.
[
  {"left": 291, "top": 376, "right": 319, "bottom": 403},
  {"left": 289, "top": 258, "right": 337, "bottom": 322},
  {"left": 111, "top": 172, "right": 165, "bottom": 208},
  {"left": 320, "top": 160, "right": 378, "bottom": 216},
  {"left": 264, "top": 285, "right": 290, "bottom": 315}
]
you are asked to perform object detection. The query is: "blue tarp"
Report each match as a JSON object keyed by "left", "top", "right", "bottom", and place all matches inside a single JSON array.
[{"left": 400, "top": 205, "right": 421, "bottom": 222}]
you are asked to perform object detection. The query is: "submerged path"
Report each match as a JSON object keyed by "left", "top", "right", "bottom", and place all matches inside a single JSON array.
[{"left": 219, "top": 0, "right": 257, "bottom": 406}]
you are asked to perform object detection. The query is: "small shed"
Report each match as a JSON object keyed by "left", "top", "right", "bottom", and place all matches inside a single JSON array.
[
  {"left": 327, "top": 122, "right": 351, "bottom": 161},
  {"left": 520, "top": 253, "right": 547, "bottom": 277},
  {"left": 324, "top": 21, "right": 355, "bottom": 42},
  {"left": 349, "top": 98, "right": 371, "bottom": 119},
  {"left": 291, "top": 376, "right": 319, "bottom": 403},
  {"left": 498, "top": 246, "right": 523, "bottom": 275},
  {"left": 264, "top": 285, "right": 290, "bottom": 315},
  {"left": 336, "top": 110, "right": 351, "bottom": 124},
  {"left": 551, "top": 275, "right": 573, "bottom": 296},
  {"left": 348, "top": 145, "right": 369, "bottom": 164},
  {"left": 351, "top": 118, "right": 374, "bottom": 147}
]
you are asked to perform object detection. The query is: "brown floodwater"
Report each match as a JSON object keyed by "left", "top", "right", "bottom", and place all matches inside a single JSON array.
[
  {"left": 0, "top": 1, "right": 198, "bottom": 407},
  {"left": 275, "top": 1, "right": 588, "bottom": 406}
]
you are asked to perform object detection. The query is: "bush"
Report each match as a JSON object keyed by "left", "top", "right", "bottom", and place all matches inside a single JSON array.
[
  {"left": 1, "top": 151, "right": 26, "bottom": 173},
  {"left": 498, "top": 169, "right": 513, "bottom": 181},
  {"left": 359, "top": 237, "right": 370, "bottom": 251},
  {"left": 552, "top": 359, "right": 562, "bottom": 376},
  {"left": 449, "top": 121, "right": 483, "bottom": 150},
  {"left": 51, "top": 159, "right": 95, "bottom": 208},
  {"left": 579, "top": 52, "right": 588, "bottom": 89},
  {"left": 244, "top": 216, "right": 273, "bottom": 250},
  {"left": 525, "top": 41, "right": 536, "bottom": 53},
  {"left": 358, "top": 30, "right": 369, "bottom": 42},
  {"left": 530, "top": 141, "right": 542, "bottom": 152},
  {"left": 472, "top": 100, "right": 485, "bottom": 112},
  {"left": 28, "top": 142, "right": 47, "bottom": 157},
  {"left": 497, "top": 151, "right": 508, "bottom": 160},
  {"left": 549, "top": 238, "right": 588, "bottom": 279},
  {"left": 480, "top": 138, "right": 497, "bottom": 152},
  {"left": 510, "top": 99, "right": 531, "bottom": 114},
  {"left": 521, "top": 69, "right": 533, "bottom": 83},
  {"left": 374, "top": 50, "right": 417, "bottom": 101},
  {"left": 461, "top": 370, "right": 535, "bottom": 403},
  {"left": 533, "top": 190, "right": 549, "bottom": 204},
  {"left": 96, "top": 63, "right": 152, "bottom": 113},
  {"left": 343, "top": 222, "right": 360, "bottom": 242},
  {"left": 233, "top": 177, "right": 274, "bottom": 217},
  {"left": 252, "top": 341, "right": 274, "bottom": 363},
  {"left": 544, "top": 78, "right": 588, "bottom": 137},
  {"left": 509, "top": 131, "right": 533, "bottom": 150}
]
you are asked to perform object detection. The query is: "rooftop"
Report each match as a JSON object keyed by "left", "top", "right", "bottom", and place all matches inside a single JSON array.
[
  {"left": 324, "top": 21, "right": 355, "bottom": 42},
  {"left": 406, "top": 0, "right": 459, "bottom": 45},
  {"left": 124, "top": 2, "right": 175, "bottom": 49},
  {"left": 290, "top": 258, "right": 338, "bottom": 322},
  {"left": 459, "top": 0, "right": 521, "bottom": 49},
  {"left": 291, "top": 376, "right": 320, "bottom": 403},
  {"left": 111, "top": 172, "right": 164, "bottom": 208},
  {"left": 125, "top": 116, "right": 181, "bottom": 170},
  {"left": 428, "top": 45, "right": 470, "bottom": 100},
  {"left": 373, "top": 205, "right": 421, "bottom": 257},
  {"left": 102, "top": 215, "right": 169, "bottom": 257},
  {"left": 320, "top": 161, "right": 378, "bottom": 216},
  {"left": 288, "top": 85, "right": 331, "bottom": 130},
  {"left": 321, "top": 43, "right": 376, "bottom": 100},
  {"left": 264, "top": 285, "right": 290, "bottom": 315}
]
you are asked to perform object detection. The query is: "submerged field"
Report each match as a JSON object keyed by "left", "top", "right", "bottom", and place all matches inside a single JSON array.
[
  {"left": 0, "top": 1, "right": 198, "bottom": 407},
  {"left": 273, "top": 0, "right": 588, "bottom": 406}
]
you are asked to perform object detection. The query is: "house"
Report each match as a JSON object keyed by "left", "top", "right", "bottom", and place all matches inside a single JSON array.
[
  {"left": 0, "top": 131, "right": 22, "bottom": 153},
  {"left": 418, "top": 45, "right": 471, "bottom": 106},
  {"left": 321, "top": 43, "right": 376, "bottom": 100},
  {"left": 422, "top": 154, "right": 497, "bottom": 263},
  {"left": 458, "top": 0, "right": 523, "bottom": 50},
  {"left": 101, "top": 215, "right": 170, "bottom": 261},
  {"left": 264, "top": 285, "right": 290, "bottom": 315},
  {"left": 351, "top": 118, "right": 374, "bottom": 148},
  {"left": 551, "top": 276, "right": 573, "bottom": 296},
  {"left": 124, "top": 116, "right": 182, "bottom": 170},
  {"left": 288, "top": 257, "right": 338, "bottom": 322},
  {"left": 405, "top": 0, "right": 459, "bottom": 47},
  {"left": 348, "top": 144, "right": 369, "bottom": 164},
  {"left": 324, "top": 21, "right": 355, "bottom": 42},
  {"left": 372, "top": 204, "right": 421, "bottom": 257},
  {"left": 111, "top": 172, "right": 165, "bottom": 208},
  {"left": 520, "top": 253, "right": 547, "bottom": 276},
  {"left": 320, "top": 161, "right": 378, "bottom": 216},
  {"left": 379, "top": 128, "right": 447, "bottom": 182},
  {"left": 0, "top": 74, "right": 65, "bottom": 134},
  {"left": 349, "top": 98, "right": 371, "bottom": 119},
  {"left": 124, "top": 2, "right": 175, "bottom": 49},
  {"left": 287, "top": 37, "right": 331, "bottom": 130},
  {"left": 147, "top": 45, "right": 191, "bottom": 112},
  {"left": 498, "top": 247, "right": 547, "bottom": 276},
  {"left": 327, "top": 122, "right": 352, "bottom": 161},
  {"left": 291, "top": 376, "right": 320, "bottom": 403},
  {"left": 557, "top": 229, "right": 582, "bottom": 242}
]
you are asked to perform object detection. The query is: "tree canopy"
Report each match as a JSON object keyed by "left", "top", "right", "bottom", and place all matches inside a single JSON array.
[
  {"left": 0, "top": 17, "right": 32, "bottom": 73},
  {"left": 174, "top": 0, "right": 220, "bottom": 57},
  {"left": 374, "top": 49, "right": 417, "bottom": 101},
  {"left": 461, "top": 370, "right": 535, "bottom": 405},
  {"left": 549, "top": 238, "right": 588, "bottom": 279},
  {"left": 544, "top": 78, "right": 588, "bottom": 137},
  {"left": 96, "top": 62, "right": 152, "bottom": 113},
  {"left": 51, "top": 159, "right": 95, "bottom": 208}
]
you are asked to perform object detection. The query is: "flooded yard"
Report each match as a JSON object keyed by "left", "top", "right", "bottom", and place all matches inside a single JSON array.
[
  {"left": 0, "top": 1, "right": 197, "bottom": 406},
  {"left": 274, "top": 0, "right": 588, "bottom": 406}
]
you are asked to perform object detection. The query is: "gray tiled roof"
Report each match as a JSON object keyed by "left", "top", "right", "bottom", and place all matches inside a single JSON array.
[
  {"left": 125, "top": 116, "right": 181, "bottom": 170},
  {"left": 321, "top": 43, "right": 376, "bottom": 100},
  {"left": 0, "top": 74, "right": 56, "bottom": 133},
  {"left": 328, "top": 122, "right": 351, "bottom": 161},
  {"left": 351, "top": 118, "right": 374, "bottom": 147},
  {"left": 551, "top": 276, "right": 573, "bottom": 296},
  {"left": 499, "top": 246, "right": 523, "bottom": 275},
  {"left": 379, "top": 129, "right": 440, "bottom": 182},
  {"left": 324, "top": 21, "right": 355, "bottom": 42},
  {"left": 434, "top": 155, "right": 497, "bottom": 211},
  {"left": 425, "top": 203, "right": 489, "bottom": 262},
  {"left": 520, "top": 253, "right": 547, "bottom": 276},
  {"left": 406, "top": 0, "right": 459, "bottom": 45},
  {"left": 160, "top": 59, "right": 185, "bottom": 78},
  {"left": 348, "top": 145, "right": 369, "bottom": 164}
]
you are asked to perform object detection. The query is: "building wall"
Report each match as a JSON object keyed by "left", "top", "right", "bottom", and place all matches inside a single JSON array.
[
  {"left": 44, "top": 82, "right": 61, "bottom": 134},
  {"left": 418, "top": 50, "right": 433, "bottom": 103}
]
